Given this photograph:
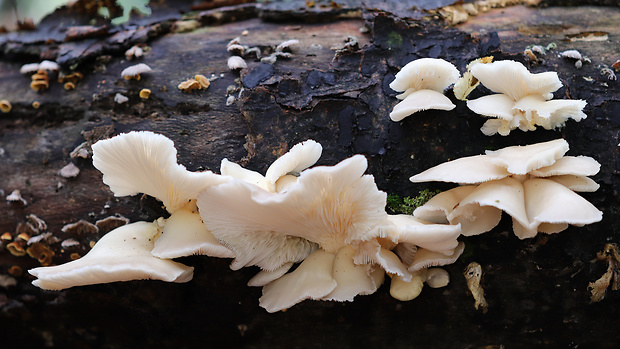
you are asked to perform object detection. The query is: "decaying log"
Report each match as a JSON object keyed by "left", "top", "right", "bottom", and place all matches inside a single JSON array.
[{"left": 1, "top": 1, "right": 619, "bottom": 348}]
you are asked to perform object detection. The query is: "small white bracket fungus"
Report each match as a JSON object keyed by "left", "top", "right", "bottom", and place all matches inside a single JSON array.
[
  {"left": 6, "top": 189, "right": 27, "bottom": 205},
  {"left": 20, "top": 63, "right": 41, "bottom": 74},
  {"left": 275, "top": 39, "right": 299, "bottom": 52},
  {"left": 388, "top": 58, "right": 459, "bottom": 121},
  {"left": 121, "top": 63, "right": 151, "bottom": 80},
  {"left": 29, "top": 221, "right": 194, "bottom": 290},
  {"left": 59, "top": 163, "right": 80, "bottom": 178},
  {"left": 125, "top": 45, "right": 144, "bottom": 60},
  {"left": 425, "top": 268, "right": 450, "bottom": 288},
  {"left": 389, "top": 89, "right": 456, "bottom": 122}
]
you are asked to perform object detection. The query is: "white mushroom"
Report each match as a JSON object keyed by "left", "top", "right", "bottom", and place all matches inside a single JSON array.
[
  {"left": 227, "top": 56, "right": 247, "bottom": 71},
  {"left": 114, "top": 93, "right": 129, "bottom": 104},
  {"left": 411, "top": 139, "right": 603, "bottom": 239},
  {"left": 121, "top": 63, "right": 151, "bottom": 80},
  {"left": 20, "top": 63, "right": 41, "bottom": 74},
  {"left": 29, "top": 222, "right": 194, "bottom": 290},
  {"left": 467, "top": 60, "right": 586, "bottom": 136},
  {"left": 38, "top": 60, "right": 60, "bottom": 72},
  {"left": 92, "top": 131, "right": 232, "bottom": 259},
  {"left": 388, "top": 58, "right": 460, "bottom": 121},
  {"left": 125, "top": 45, "right": 144, "bottom": 60}
]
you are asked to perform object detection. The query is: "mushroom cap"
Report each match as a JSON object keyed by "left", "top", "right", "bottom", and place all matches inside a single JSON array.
[
  {"left": 92, "top": 131, "right": 226, "bottom": 213},
  {"left": 29, "top": 222, "right": 194, "bottom": 290},
  {"left": 389, "top": 58, "right": 460, "bottom": 98},
  {"left": 389, "top": 89, "right": 456, "bottom": 122},
  {"left": 485, "top": 138, "right": 569, "bottom": 175},
  {"left": 513, "top": 94, "right": 587, "bottom": 130},
  {"left": 425, "top": 268, "right": 450, "bottom": 288},
  {"left": 466, "top": 93, "right": 516, "bottom": 120},
  {"left": 530, "top": 156, "right": 600, "bottom": 178},
  {"left": 389, "top": 271, "right": 425, "bottom": 301},
  {"left": 121, "top": 63, "right": 152, "bottom": 77},
  {"left": 114, "top": 93, "right": 129, "bottom": 104},
  {"left": 470, "top": 60, "right": 562, "bottom": 101},
  {"left": 519, "top": 178, "right": 602, "bottom": 238},
  {"left": 227, "top": 56, "right": 247, "bottom": 70},
  {"left": 220, "top": 139, "right": 322, "bottom": 193},
  {"left": 151, "top": 206, "right": 234, "bottom": 259},
  {"left": 546, "top": 175, "right": 600, "bottom": 192},
  {"left": 386, "top": 215, "right": 461, "bottom": 255},
  {"left": 247, "top": 262, "right": 294, "bottom": 287},
  {"left": 322, "top": 246, "right": 384, "bottom": 302},
  {"left": 259, "top": 249, "right": 337, "bottom": 313},
  {"left": 20, "top": 63, "right": 40, "bottom": 74},
  {"left": 410, "top": 155, "right": 511, "bottom": 184},
  {"left": 409, "top": 242, "right": 465, "bottom": 272},
  {"left": 198, "top": 155, "right": 387, "bottom": 257},
  {"left": 38, "top": 60, "right": 60, "bottom": 71},
  {"left": 413, "top": 186, "right": 478, "bottom": 224}
]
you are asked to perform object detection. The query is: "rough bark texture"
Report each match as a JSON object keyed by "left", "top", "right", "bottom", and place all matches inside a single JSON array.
[{"left": 1, "top": 1, "right": 620, "bottom": 348}]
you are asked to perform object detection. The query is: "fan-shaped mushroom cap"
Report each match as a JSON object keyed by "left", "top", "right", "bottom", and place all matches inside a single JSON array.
[
  {"left": 220, "top": 139, "right": 322, "bottom": 192},
  {"left": 259, "top": 249, "right": 337, "bottom": 313},
  {"left": 515, "top": 178, "right": 603, "bottom": 239},
  {"left": 389, "top": 58, "right": 460, "bottom": 99},
  {"left": 322, "top": 246, "right": 385, "bottom": 302},
  {"left": 530, "top": 156, "right": 600, "bottom": 177},
  {"left": 247, "top": 262, "right": 294, "bottom": 287},
  {"left": 466, "top": 94, "right": 516, "bottom": 121},
  {"left": 151, "top": 205, "right": 234, "bottom": 259},
  {"left": 409, "top": 242, "right": 465, "bottom": 272},
  {"left": 198, "top": 155, "right": 387, "bottom": 263},
  {"left": 470, "top": 60, "right": 562, "bottom": 101},
  {"left": 546, "top": 175, "right": 600, "bottom": 192},
  {"left": 92, "top": 131, "right": 227, "bottom": 213},
  {"left": 485, "top": 138, "right": 569, "bottom": 175},
  {"left": 413, "top": 186, "right": 478, "bottom": 224},
  {"left": 450, "top": 177, "right": 529, "bottom": 236},
  {"left": 29, "top": 222, "right": 194, "bottom": 290},
  {"left": 386, "top": 215, "right": 461, "bottom": 255},
  {"left": 38, "top": 60, "right": 60, "bottom": 72},
  {"left": 410, "top": 155, "right": 511, "bottom": 184},
  {"left": 389, "top": 89, "right": 456, "bottom": 121},
  {"left": 20, "top": 63, "right": 40, "bottom": 74}
]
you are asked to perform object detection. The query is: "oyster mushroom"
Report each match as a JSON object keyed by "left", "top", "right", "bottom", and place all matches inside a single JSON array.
[{"left": 388, "top": 58, "right": 460, "bottom": 121}]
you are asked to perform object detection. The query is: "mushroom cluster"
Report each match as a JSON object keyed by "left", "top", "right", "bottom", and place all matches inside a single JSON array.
[
  {"left": 389, "top": 58, "right": 460, "bottom": 121},
  {"left": 29, "top": 132, "right": 464, "bottom": 313},
  {"left": 466, "top": 60, "right": 587, "bottom": 136},
  {"left": 411, "top": 139, "right": 602, "bottom": 239}
]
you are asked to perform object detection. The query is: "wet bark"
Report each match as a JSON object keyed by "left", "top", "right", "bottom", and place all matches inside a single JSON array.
[{"left": 1, "top": 1, "right": 619, "bottom": 348}]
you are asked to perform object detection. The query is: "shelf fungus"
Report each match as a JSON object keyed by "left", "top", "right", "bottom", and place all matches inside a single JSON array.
[
  {"left": 29, "top": 222, "right": 194, "bottom": 290},
  {"left": 121, "top": 63, "right": 152, "bottom": 80},
  {"left": 411, "top": 139, "right": 603, "bottom": 239},
  {"left": 198, "top": 149, "right": 462, "bottom": 312},
  {"left": 466, "top": 60, "right": 587, "bottom": 136},
  {"left": 91, "top": 131, "right": 232, "bottom": 260},
  {"left": 388, "top": 58, "right": 460, "bottom": 121}
]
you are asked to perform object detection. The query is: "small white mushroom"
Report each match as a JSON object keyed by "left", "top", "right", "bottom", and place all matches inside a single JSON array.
[
  {"left": 227, "top": 56, "right": 247, "bottom": 70},
  {"left": 6, "top": 189, "right": 27, "bottom": 205},
  {"left": 59, "top": 163, "right": 80, "bottom": 178},
  {"left": 389, "top": 89, "right": 457, "bottom": 122},
  {"left": 425, "top": 268, "right": 450, "bottom": 288},
  {"left": 125, "top": 45, "right": 144, "bottom": 60},
  {"left": 114, "top": 93, "right": 129, "bottom": 104},
  {"left": 20, "top": 63, "right": 40, "bottom": 74},
  {"left": 560, "top": 49, "right": 582, "bottom": 60},
  {"left": 276, "top": 39, "right": 299, "bottom": 52},
  {"left": 121, "top": 63, "right": 152, "bottom": 80},
  {"left": 38, "top": 60, "right": 60, "bottom": 72},
  {"left": 227, "top": 44, "right": 245, "bottom": 55}
]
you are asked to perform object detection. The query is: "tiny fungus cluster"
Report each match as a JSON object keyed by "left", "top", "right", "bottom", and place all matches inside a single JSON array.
[{"left": 389, "top": 58, "right": 587, "bottom": 136}]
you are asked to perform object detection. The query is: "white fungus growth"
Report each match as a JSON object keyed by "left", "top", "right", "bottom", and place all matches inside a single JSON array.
[
  {"left": 121, "top": 63, "right": 152, "bottom": 80},
  {"left": 114, "top": 93, "right": 129, "bottom": 104},
  {"left": 227, "top": 56, "right": 247, "bottom": 70},
  {"left": 59, "top": 163, "right": 80, "bottom": 178}
]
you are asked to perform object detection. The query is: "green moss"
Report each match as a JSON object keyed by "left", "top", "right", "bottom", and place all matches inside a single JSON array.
[
  {"left": 387, "top": 31, "right": 403, "bottom": 49},
  {"left": 386, "top": 189, "right": 442, "bottom": 215}
]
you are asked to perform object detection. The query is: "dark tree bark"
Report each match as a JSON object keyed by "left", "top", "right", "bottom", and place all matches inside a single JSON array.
[{"left": 1, "top": 1, "right": 619, "bottom": 348}]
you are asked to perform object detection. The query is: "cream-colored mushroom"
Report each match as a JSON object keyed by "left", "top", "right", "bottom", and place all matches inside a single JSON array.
[
  {"left": 29, "top": 222, "right": 194, "bottom": 290},
  {"left": 388, "top": 58, "right": 460, "bottom": 121},
  {"left": 121, "top": 63, "right": 152, "bottom": 80}
]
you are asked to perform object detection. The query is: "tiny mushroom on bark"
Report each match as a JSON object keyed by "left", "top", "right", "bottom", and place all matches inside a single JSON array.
[
  {"left": 121, "top": 63, "right": 151, "bottom": 80},
  {"left": 411, "top": 139, "right": 603, "bottom": 239},
  {"left": 388, "top": 58, "right": 460, "bottom": 121},
  {"left": 29, "top": 222, "right": 194, "bottom": 290},
  {"left": 466, "top": 60, "right": 587, "bottom": 136}
]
